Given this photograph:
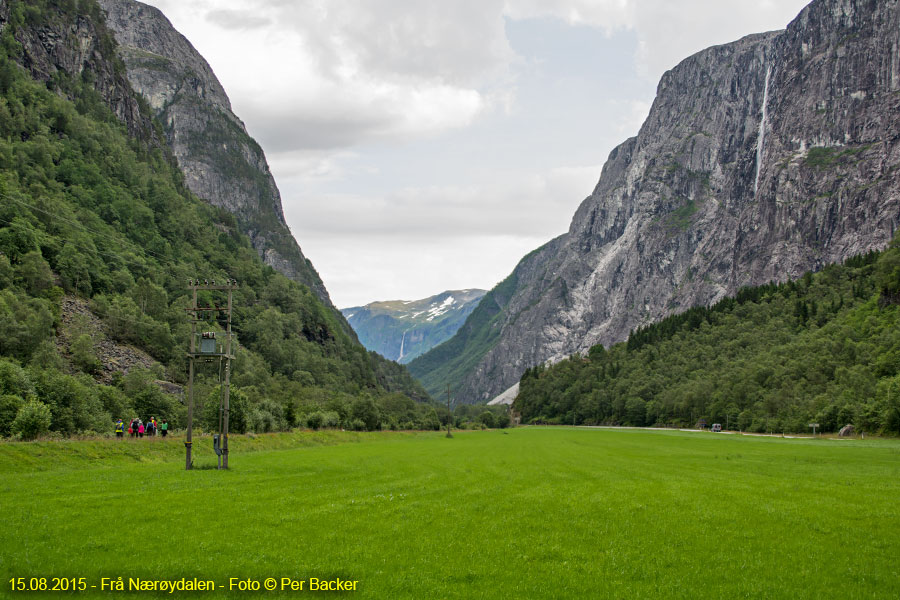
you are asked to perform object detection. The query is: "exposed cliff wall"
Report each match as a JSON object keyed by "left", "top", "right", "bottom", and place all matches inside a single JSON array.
[
  {"left": 97, "top": 0, "right": 333, "bottom": 307},
  {"left": 410, "top": 0, "right": 900, "bottom": 402},
  {"left": 0, "top": 0, "right": 158, "bottom": 144}
]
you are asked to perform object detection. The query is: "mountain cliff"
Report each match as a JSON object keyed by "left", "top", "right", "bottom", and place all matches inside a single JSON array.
[
  {"left": 0, "top": 0, "right": 429, "bottom": 439},
  {"left": 96, "top": 0, "right": 333, "bottom": 306},
  {"left": 410, "top": 0, "right": 900, "bottom": 402},
  {"left": 341, "top": 289, "right": 486, "bottom": 364}
]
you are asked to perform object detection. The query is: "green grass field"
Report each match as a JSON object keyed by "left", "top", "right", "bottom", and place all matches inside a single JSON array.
[{"left": 1, "top": 428, "right": 899, "bottom": 599}]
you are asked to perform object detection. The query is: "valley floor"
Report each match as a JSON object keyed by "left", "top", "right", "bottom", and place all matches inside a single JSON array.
[{"left": 2, "top": 428, "right": 898, "bottom": 598}]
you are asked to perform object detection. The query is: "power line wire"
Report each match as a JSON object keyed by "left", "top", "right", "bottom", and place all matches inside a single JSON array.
[
  {"left": 1, "top": 201, "right": 249, "bottom": 333},
  {"left": 4, "top": 194, "right": 176, "bottom": 264}
]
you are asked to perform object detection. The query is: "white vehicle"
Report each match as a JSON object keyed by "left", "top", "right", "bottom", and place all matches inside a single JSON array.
[{"left": 711, "top": 423, "right": 722, "bottom": 432}]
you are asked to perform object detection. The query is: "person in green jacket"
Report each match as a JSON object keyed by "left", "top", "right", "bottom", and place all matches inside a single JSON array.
[{"left": 160, "top": 419, "right": 168, "bottom": 437}]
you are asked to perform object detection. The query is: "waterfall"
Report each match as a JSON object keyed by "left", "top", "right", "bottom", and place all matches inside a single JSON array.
[
  {"left": 754, "top": 65, "right": 772, "bottom": 196},
  {"left": 398, "top": 330, "right": 407, "bottom": 362}
]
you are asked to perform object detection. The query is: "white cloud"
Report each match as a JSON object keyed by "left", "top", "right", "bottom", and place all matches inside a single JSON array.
[
  {"left": 266, "top": 149, "right": 359, "bottom": 183},
  {"left": 277, "top": 160, "right": 601, "bottom": 305},
  {"left": 205, "top": 8, "right": 271, "bottom": 30},
  {"left": 147, "top": 0, "right": 809, "bottom": 153},
  {"left": 628, "top": 0, "right": 809, "bottom": 80},
  {"left": 148, "top": 0, "right": 516, "bottom": 154},
  {"left": 503, "top": 0, "right": 632, "bottom": 32},
  {"left": 303, "top": 233, "right": 553, "bottom": 308},
  {"left": 281, "top": 164, "right": 600, "bottom": 239},
  {"left": 614, "top": 99, "right": 652, "bottom": 138},
  {"left": 141, "top": 0, "right": 814, "bottom": 308},
  {"left": 235, "top": 80, "right": 486, "bottom": 152},
  {"left": 507, "top": 1, "right": 808, "bottom": 82}
]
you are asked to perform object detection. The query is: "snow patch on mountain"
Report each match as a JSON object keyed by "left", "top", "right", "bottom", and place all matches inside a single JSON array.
[{"left": 426, "top": 296, "right": 455, "bottom": 321}]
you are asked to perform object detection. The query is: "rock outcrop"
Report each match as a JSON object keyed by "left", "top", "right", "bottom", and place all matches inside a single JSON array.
[
  {"left": 0, "top": 0, "right": 158, "bottom": 144},
  {"left": 97, "top": 0, "right": 333, "bottom": 306},
  {"left": 410, "top": 0, "right": 900, "bottom": 402},
  {"left": 57, "top": 296, "right": 157, "bottom": 384}
]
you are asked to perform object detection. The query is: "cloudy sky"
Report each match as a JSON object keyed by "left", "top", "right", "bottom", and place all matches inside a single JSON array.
[{"left": 144, "top": 0, "right": 810, "bottom": 308}]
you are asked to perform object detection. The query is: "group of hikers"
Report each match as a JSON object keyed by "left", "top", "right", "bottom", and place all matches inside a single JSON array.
[{"left": 114, "top": 417, "right": 168, "bottom": 438}]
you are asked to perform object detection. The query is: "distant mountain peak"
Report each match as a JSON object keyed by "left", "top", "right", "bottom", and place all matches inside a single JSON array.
[{"left": 342, "top": 289, "right": 487, "bottom": 364}]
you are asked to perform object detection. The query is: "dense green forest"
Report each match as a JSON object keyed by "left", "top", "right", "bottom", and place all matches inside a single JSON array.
[
  {"left": 0, "top": 0, "right": 442, "bottom": 440},
  {"left": 515, "top": 245, "right": 900, "bottom": 434}
]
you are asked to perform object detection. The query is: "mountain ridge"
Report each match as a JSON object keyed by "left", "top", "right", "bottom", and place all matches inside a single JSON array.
[
  {"left": 342, "top": 289, "right": 486, "bottom": 364},
  {"left": 410, "top": 0, "right": 900, "bottom": 402},
  {"left": 96, "top": 0, "right": 334, "bottom": 309},
  {"left": 0, "top": 0, "right": 430, "bottom": 440}
]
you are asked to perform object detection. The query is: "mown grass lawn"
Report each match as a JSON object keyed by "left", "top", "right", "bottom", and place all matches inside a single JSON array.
[{"left": 1, "top": 427, "right": 898, "bottom": 599}]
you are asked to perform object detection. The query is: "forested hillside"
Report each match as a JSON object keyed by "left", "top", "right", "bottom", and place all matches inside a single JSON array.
[
  {"left": 0, "top": 0, "right": 431, "bottom": 440},
  {"left": 515, "top": 244, "right": 900, "bottom": 434}
]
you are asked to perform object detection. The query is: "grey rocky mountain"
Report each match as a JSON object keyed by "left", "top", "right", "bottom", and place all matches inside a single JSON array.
[
  {"left": 97, "top": 0, "right": 333, "bottom": 306},
  {"left": 410, "top": 0, "right": 900, "bottom": 402},
  {"left": 0, "top": 0, "right": 157, "bottom": 145},
  {"left": 342, "top": 289, "right": 486, "bottom": 364}
]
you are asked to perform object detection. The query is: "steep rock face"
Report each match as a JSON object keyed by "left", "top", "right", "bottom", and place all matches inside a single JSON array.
[
  {"left": 410, "top": 0, "right": 900, "bottom": 402},
  {"left": 342, "top": 289, "right": 486, "bottom": 364},
  {"left": 0, "top": 0, "right": 157, "bottom": 144},
  {"left": 97, "top": 0, "right": 332, "bottom": 306}
]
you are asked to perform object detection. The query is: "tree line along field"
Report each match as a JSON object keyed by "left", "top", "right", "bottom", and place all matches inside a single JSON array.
[
  {"left": 2, "top": 427, "right": 898, "bottom": 599},
  {"left": 516, "top": 244, "right": 900, "bottom": 434}
]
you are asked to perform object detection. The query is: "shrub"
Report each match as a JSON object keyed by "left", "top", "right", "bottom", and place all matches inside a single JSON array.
[
  {"left": 350, "top": 397, "right": 380, "bottom": 431},
  {"left": 201, "top": 386, "right": 247, "bottom": 434},
  {"left": 0, "top": 254, "right": 12, "bottom": 289},
  {"left": 321, "top": 411, "right": 340, "bottom": 428},
  {"left": 70, "top": 334, "right": 100, "bottom": 374},
  {"left": 27, "top": 368, "right": 107, "bottom": 434},
  {"left": 424, "top": 409, "right": 441, "bottom": 431},
  {"left": 248, "top": 407, "right": 276, "bottom": 433},
  {"left": 349, "top": 417, "right": 366, "bottom": 431},
  {"left": 0, "top": 393, "right": 25, "bottom": 436},
  {"left": 11, "top": 399, "right": 52, "bottom": 439},
  {"left": 625, "top": 397, "right": 647, "bottom": 427},
  {"left": 0, "top": 358, "right": 31, "bottom": 397},
  {"left": 16, "top": 251, "right": 54, "bottom": 295},
  {"left": 96, "top": 385, "right": 130, "bottom": 421},
  {"left": 0, "top": 290, "right": 54, "bottom": 359},
  {"left": 305, "top": 411, "right": 323, "bottom": 430}
]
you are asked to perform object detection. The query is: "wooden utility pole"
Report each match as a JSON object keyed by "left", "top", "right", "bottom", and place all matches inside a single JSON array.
[
  {"left": 446, "top": 384, "right": 453, "bottom": 438},
  {"left": 185, "top": 279, "right": 237, "bottom": 470},
  {"left": 185, "top": 285, "right": 198, "bottom": 470},
  {"left": 222, "top": 284, "right": 233, "bottom": 468}
]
